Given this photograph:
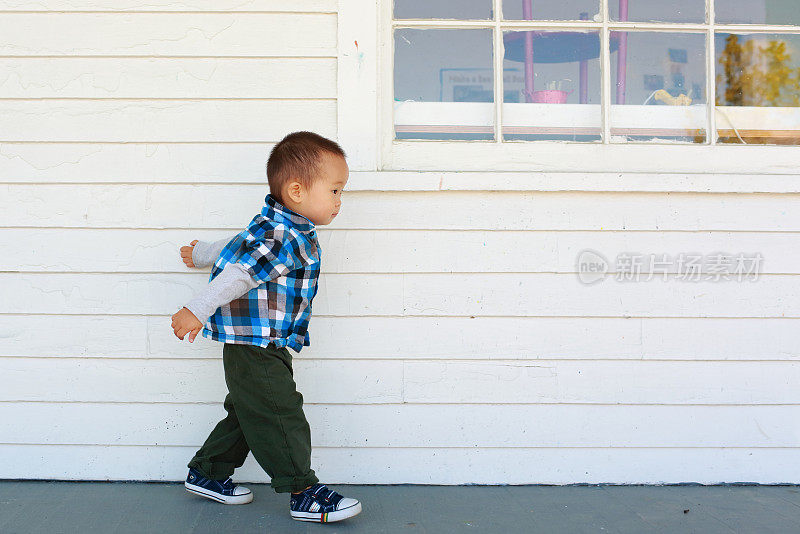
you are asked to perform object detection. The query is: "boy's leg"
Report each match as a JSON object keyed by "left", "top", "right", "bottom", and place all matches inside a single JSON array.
[
  {"left": 223, "top": 342, "right": 319, "bottom": 494},
  {"left": 187, "top": 391, "right": 251, "bottom": 480}
]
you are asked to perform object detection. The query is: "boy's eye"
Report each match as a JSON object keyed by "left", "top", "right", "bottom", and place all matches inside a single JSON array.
[{"left": 332, "top": 189, "right": 339, "bottom": 194}]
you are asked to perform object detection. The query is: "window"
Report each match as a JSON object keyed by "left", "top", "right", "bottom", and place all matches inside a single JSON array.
[{"left": 390, "top": 0, "right": 800, "bottom": 148}]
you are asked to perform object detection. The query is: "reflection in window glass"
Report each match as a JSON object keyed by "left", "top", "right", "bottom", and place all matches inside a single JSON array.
[
  {"left": 609, "top": 0, "right": 704, "bottom": 23},
  {"left": 715, "top": 33, "right": 800, "bottom": 145},
  {"left": 716, "top": 0, "right": 800, "bottom": 26},
  {"left": 501, "top": 31, "right": 601, "bottom": 141},
  {"left": 610, "top": 32, "right": 707, "bottom": 143},
  {"left": 394, "top": 0, "right": 492, "bottom": 20},
  {"left": 394, "top": 29, "right": 494, "bottom": 140},
  {"left": 502, "top": 0, "right": 599, "bottom": 21}
]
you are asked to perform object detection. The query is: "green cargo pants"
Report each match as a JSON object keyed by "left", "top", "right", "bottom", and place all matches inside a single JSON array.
[{"left": 187, "top": 342, "right": 319, "bottom": 493}]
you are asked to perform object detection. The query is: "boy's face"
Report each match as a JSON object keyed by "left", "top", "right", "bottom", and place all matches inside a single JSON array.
[{"left": 282, "top": 152, "right": 349, "bottom": 227}]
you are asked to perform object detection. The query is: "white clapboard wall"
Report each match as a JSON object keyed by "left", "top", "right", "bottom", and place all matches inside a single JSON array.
[{"left": 1, "top": 2, "right": 800, "bottom": 485}]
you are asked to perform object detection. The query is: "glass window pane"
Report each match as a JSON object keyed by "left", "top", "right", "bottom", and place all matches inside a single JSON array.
[
  {"left": 609, "top": 32, "right": 707, "bottom": 143},
  {"left": 716, "top": 0, "right": 800, "bottom": 25},
  {"left": 715, "top": 33, "right": 800, "bottom": 145},
  {"left": 394, "top": 0, "right": 492, "bottom": 20},
  {"left": 502, "top": 0, "right": 599, "bottom": 21},
  {"left": 394, "top": 29, "right": 494, "bottom": 141},
  {"left": 610, "top": 0, "right": 705, "bottom": 23},
  {"left": 502, "top": 30, "right": 601, "bottom": 141}
]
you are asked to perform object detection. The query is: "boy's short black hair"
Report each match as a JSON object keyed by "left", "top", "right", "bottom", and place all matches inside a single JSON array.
[{"left": 267, "top": 131, "right": 346, "bottom": 204}]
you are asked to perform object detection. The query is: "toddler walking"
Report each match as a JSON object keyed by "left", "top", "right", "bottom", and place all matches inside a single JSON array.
[{"left": 170, "top": 131, "right": 360, "bottom": 523}]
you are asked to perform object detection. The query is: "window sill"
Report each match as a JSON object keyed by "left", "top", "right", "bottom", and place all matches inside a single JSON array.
[{"left": 383, "top": 141, "right": 800, "bottom": 176}]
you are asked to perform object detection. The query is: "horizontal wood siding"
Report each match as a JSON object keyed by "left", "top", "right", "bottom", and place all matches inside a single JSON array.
[
  {"left": 3, "top": 188, "right": 799, "bottom": 230},
  {"left": 1, "top": 5, "right": 798, "bottom": 485}
]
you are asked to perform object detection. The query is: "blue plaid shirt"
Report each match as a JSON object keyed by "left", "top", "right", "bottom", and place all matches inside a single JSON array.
[{"left": 200, "top": 193, "right": 321, "bottom": 352}]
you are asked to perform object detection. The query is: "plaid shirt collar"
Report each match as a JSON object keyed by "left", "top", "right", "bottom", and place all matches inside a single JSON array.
[{"left": 262, "top": 193, "right": 316, "bottom": 235}]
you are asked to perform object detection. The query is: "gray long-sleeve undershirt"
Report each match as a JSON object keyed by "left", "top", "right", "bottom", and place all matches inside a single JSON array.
[
  {"left": 190, "top": 236, "right": 233, "bottom": 269},
  {"left": 183, "top": 235, "right": 260, "bottom": 325}
]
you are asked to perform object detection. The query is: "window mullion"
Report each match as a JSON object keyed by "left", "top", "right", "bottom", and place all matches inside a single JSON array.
[
  {"left": 707, "top": 0, "right": 716, "bottom": 145},
  {"left": 494, "top": 0, "right": 502, "bottom": 144},
  {"left": 601, "top": 0, "right": 610, "bottom": 143},
  {"left": 381, "top": 0, "right": 393, "bottom": 169}
]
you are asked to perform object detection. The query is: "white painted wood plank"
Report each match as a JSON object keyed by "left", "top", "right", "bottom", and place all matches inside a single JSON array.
[
  {"left": 430, "top": 172, "right": 800, "bottom": 193},
  {"left": 0, "top": 1, "right": 337, "bottom": 11},
  {"left": 0, "top": 229, "right": 233, "bottom": 273},
  {"left": 2, "top": 357, "right": 798, "bottom": 404},
  {"left": 402, "top": 360, "right": 800, "bottom": 404},
  {"left": 0, "top": 101, "right": 335, "bottom": 142},
  {"left": 3, "top": 403, "right": 798, "bottom": 448},
  {"left": 640, "top": 318, "right": 800, "bottom": 360},
  {"left": 0, "top": 13, "right": 336, "bottom": 56},
  {"left": 350, "top": 171, "right": 800, "bottom": 194},
  {"left": 147, "top": 316, "right": 800, "bottom": 361},
  {"left": 0, "top": 58, "right": 336, "bottom": 98},
  {"left": 3, "top": 444, "right": 798, "bottom": 484},
  {"left": 0, "top": 315, "right": 149, "bottom": 358},
  {"left": 3, "top": 315, "right": 799, "bottom": 361},
  {"left": 0, "top": 184, "right": 258, "bottom": 228},
  {"left": 0, "top": 143, "right": 274, "bottom": 183},
  {"left": 0, "top": 357, "right": 403, "bottom": 403},
  {"left": 1, "top": 228, "right": 793, "bottom": 274},
  {"left": 329, "top": 191, "right": 800, "bottom": 231},
  {"left": 0, "top": 184, "right": 261, "bottom": 228},
  {"left": 0, "top": 272, "right": 792, "bottom": 317},
  {"left": 3, "top": 188, "right": 800, "bottom": 231},
  {"left": 0, "top": 273, "right": 402, "bottom": 316},
  {"left": 401, "top": 273, "right": 793, "bottom": 317}
]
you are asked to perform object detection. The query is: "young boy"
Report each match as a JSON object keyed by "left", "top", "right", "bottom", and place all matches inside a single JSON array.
[{"left": 169, "top": 131, "right": 361, "bottom": 523}]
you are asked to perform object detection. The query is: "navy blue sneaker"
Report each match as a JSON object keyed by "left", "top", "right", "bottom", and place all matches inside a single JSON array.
[
  {"left": 184, "top": 467, "right": 253, "bottom": 505},
  {"left": 290, "top": 483, "right": 362, "bottom": 523}
]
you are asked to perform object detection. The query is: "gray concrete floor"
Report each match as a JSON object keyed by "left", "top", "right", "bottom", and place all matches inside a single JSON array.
[{"left": 1, "top": 482, "right": 800, "bottom": 533}]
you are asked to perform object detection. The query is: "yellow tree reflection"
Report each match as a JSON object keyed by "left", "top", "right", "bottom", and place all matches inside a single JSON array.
[{"left": 717, "top": 34, "right": 800, "bottom": 107}]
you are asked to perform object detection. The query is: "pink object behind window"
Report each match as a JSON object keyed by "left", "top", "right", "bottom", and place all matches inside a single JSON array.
[{"left": 532, "top": 89, "right": 570, "bottom": 104}]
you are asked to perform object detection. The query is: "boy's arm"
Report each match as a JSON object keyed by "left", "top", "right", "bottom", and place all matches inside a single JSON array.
[
  {"left": 183, "top": 262, "right": 260, "bottom": 325},
  {"left": 182, "top": 226, "right": 299, "bottom": 326},
  {"left": 191, "top": 235, "right": 237, "bottom": 268}
]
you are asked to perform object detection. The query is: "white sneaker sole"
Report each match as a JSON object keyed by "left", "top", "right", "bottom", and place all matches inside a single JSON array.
[
  {"left": 184, "top": 481, "right": 253, "bottom": 505},
  {"left": 291, "top": 501, "right": 362, "bottom": 523}
]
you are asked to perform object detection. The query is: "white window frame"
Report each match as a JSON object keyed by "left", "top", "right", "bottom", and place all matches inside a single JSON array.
[{"left": 337, "top": 0, "right": 800, "bottom": 179}]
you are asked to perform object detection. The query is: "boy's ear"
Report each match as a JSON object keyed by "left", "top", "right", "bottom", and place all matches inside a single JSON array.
[{"left": 285, "top": 180, "right": 304, "bottom": 202}]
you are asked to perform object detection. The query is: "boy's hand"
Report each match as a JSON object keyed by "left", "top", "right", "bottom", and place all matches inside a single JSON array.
[
  {"left": 180, "top": 240, "right": 199, "bottom": 268},
  {"left": 171, "top": 307, "right": 203, "bottom": 342}
]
